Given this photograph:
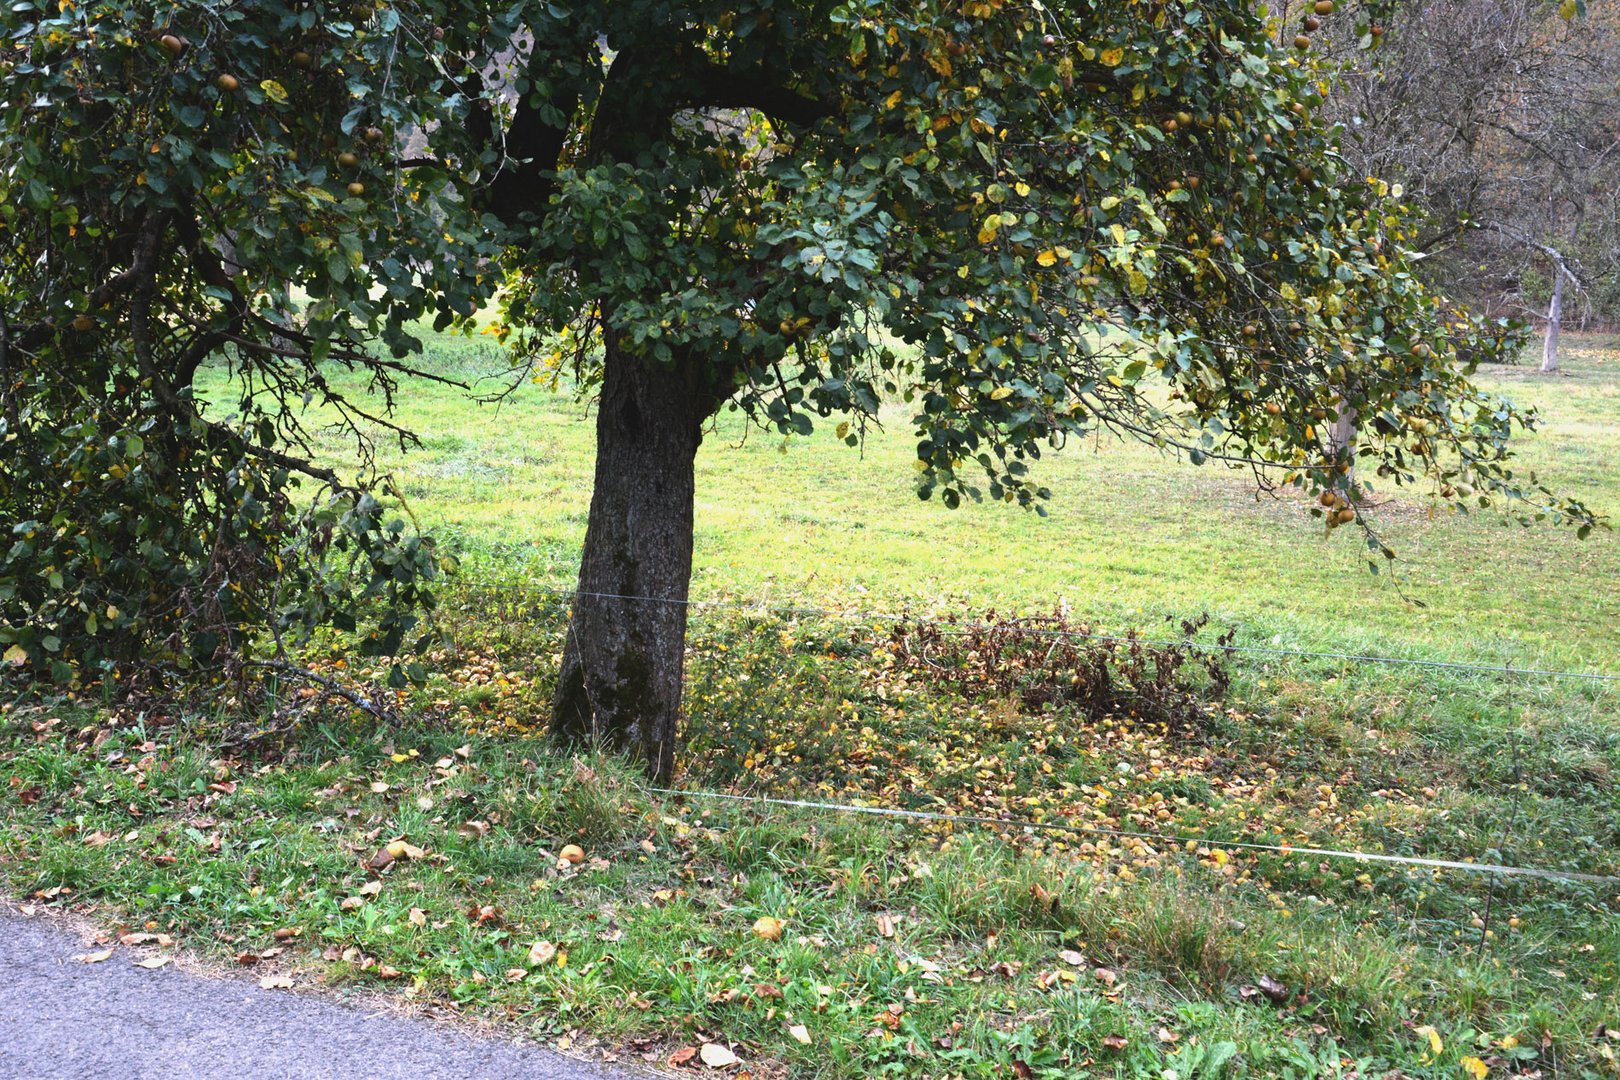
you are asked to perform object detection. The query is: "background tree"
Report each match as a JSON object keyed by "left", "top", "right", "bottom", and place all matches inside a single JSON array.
[
  {"left": 1321, "top": 0, "right": 1620, "bottom": 369},
  {"left": 1, "top": 0, "right": 1601, "bottom": 778}
]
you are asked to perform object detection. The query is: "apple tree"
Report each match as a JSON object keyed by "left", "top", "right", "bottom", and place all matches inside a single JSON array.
[{"left": 0, "top": 0, "right": 1599, "bottom": 776}]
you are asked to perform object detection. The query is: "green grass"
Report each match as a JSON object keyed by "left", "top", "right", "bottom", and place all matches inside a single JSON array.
[
  {"left": 227, "top": 331, "right": 1620, "bottom": 673},
  {"left": 3, "top": 332, "right": 1619, "bottom": 1077},
  {"left": 2, "top": 713, "right": 1612, "bottom": 1078}
]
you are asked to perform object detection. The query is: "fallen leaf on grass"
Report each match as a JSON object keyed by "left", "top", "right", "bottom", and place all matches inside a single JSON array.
[
  {"left": 668, "top": 1047, "right": 698, "bottom": 1067},
  {"left": 73, "top": 949, "right": 114, "bottom": 963},
  {"left": 369, "top": 781, "right": 390, "bottom": 794},
  {"left": 527, "top": 940, "right": 557, "bottom": 967},
  {"left": 752, "top": 916, "right": 783, "bottom": 941},
  {"left": 234, "top": 952, "right": 260, "bottom": 966},
  {"left": 258, "top": 974, "right": 294, "bottom": 990},
  {"left": 1102, "top": 1034, "right": 1129, "bottom": 1050},
  {"left": 699, "top": 1043, "right": 739, "bottom": 1068},
  {"left": 408, "top": 907, "right": 427, "bottom": 928},
  {"left": 1257, "top": 974, "right": 1289, "bottom": 1003},
  {"left": 1058, "top": 949, "right": 1087, "bottom": 966},
  {"left": 386, "top": 839, "right": 426, "bottom": 860},
  {"left": 787, "top": 1022, "right": 812, "bottom": 1045},
  {"left": 271, "top": 927, "right": 300, "bottom": 941},
  {"left": 875, "top": 913, "right": 895, "bottom": 939}
]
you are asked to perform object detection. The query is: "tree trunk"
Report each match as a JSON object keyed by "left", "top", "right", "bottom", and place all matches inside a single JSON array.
[
  {"left": 1541, "top": 258, "right": 1564, "bottom": 373},
  {"left": 1328, "top": 391, "right": 1358, "bottom": 487},
  {"left": 550, "top": 334, "right": 719, "bottom": 782}
]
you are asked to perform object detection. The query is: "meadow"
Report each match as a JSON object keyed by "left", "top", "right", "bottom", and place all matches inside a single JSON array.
[
  {"left": 3, "top": 333, "right": 1618, "bottom": 1078},
  {"left": 284, "top": 330, "right": 1620, "bottom": 671}
]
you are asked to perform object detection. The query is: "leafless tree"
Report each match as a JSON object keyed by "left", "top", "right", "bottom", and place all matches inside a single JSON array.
[{"left": 1321, "top": 0, "right": 1620, "bottom": 369}]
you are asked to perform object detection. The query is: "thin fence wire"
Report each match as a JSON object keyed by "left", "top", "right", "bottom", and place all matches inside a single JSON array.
[
  {"left": 645, "top": 787, "right": 1620, "bottom": 886},
  {"left": 435, "top": 577, "right": 1620, "bottom": 888},
  {"left": 453, "top": 579, "right": 1620, "bottom": 684}
]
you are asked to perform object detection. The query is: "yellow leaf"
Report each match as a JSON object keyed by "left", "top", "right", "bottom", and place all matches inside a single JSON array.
[
  {"left": 1416, "top": 1025, "right": 1443, "bottom": 1056},
  {"left": 753, "top": 916, "right": 784, "bottom": 941},
  {"left": 1100, "top": 46, "right": 1125, "bottom": 67},
  {"left": 3, "top": 644, "right": 26, "bottom": 666},
  {"left": 1460, "top": 1056, "right": 1488, "bottom": 1080},
  {"left": 883, "top": 89, "right": 903, "bottom": 111},
  {"left": 989, "top": 386, "right": 1014, "bottom": 401},
  {"left": 1036, "top": 250, "right": 1058, "bottom": 267},
  {"left": 789, "top": 1023, "right": 812, "bottom": 1045},
  {"left": 259, "top": 79, "right": 289, "bottom": 105}
]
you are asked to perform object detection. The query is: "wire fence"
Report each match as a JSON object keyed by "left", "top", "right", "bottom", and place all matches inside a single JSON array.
[
  {"left": 452, "top": 579, "right": 1620, "bottom": 684},
  {"left": 425, "top": 576, "right": 1620, "bottom": 890}
]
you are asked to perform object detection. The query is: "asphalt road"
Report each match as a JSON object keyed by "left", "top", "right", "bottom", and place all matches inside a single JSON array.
[{"left": 0, "top": 908, "right": 640, "bottom": 1080}]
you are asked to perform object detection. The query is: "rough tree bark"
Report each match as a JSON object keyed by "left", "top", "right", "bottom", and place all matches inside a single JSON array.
[{"left": 550, "top": 333, "right": 727, "bottom": 782}]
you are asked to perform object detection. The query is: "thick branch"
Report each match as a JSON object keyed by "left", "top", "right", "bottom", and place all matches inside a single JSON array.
[
  {"left": 681, "top": 62, "right": 832, "bottom": 127},
  {"left": 485, "top": 43, "right": 591, "bottom": 226}
]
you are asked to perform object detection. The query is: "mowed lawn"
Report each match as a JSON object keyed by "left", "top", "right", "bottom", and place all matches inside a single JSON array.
[{"left": 219, "top": 332, "right": 1620, "bottom": 674}]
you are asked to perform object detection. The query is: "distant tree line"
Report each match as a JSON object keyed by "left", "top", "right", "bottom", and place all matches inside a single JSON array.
[{"left": 1320, "top": 0, "right": 1620, "bottom": 367}]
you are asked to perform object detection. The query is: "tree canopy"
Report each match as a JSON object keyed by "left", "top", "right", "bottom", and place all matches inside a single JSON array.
[{"left": 1, "top": 0, "right": 1603, "bottom": 768}]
